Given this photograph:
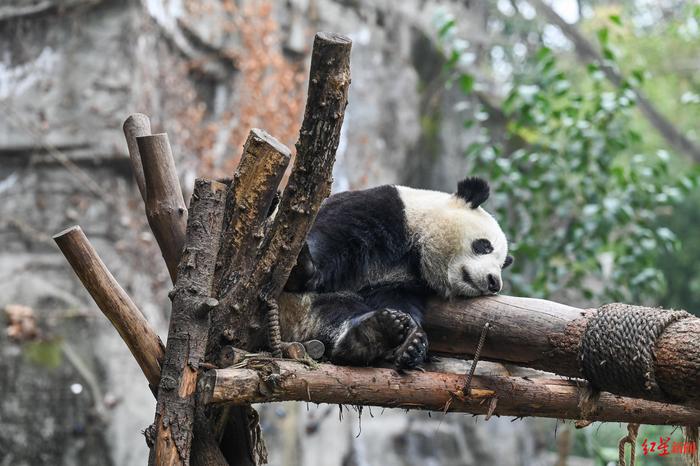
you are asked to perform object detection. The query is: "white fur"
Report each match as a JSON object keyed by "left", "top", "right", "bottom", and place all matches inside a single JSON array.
[{"left": 396, "top": 186, "right": 508, "bottom": 298}]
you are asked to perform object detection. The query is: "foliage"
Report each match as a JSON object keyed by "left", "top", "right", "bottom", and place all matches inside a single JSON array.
[{"left": 436, "top": 15, "right": 698, "bottom": 302}]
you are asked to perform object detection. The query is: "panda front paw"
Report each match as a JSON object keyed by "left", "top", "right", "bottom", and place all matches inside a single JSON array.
[{"left": 377, "top": 308, "right": 428, "bottom": 370}]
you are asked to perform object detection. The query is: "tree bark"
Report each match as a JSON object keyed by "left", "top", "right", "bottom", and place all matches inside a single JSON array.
[
  {"left": 212, "top": 129, "right": 291, "bottom": 303},
  {"left": 278, "top": 293, "right": 700, "bottom": 407},
  {"left": 200, "top": 359, "right": 700, "bottom": 426},
  {"left": 53, "top": 226, "right": 165, "bottom": 390},
  {"left": 528, "top": 0, "right": 700, "bottom": 163},
  {"left": 151, "top": 179, "right": 227, "bottom": 466},
  {"left": 137, "top": 133, "right": 188, "bottom": 282}
]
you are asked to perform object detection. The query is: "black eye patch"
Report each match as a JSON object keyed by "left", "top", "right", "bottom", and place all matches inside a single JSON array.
[{"left": 472, "top": 239, "right": 493, "bottom": 255}]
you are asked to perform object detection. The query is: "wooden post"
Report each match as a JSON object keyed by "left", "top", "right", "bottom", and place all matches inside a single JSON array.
[
  {"left": 200, "top": 359, "right": 700, "bottom": 426},
  {"left": 152, "top": 179, "right": 228, "bottom": 466},
  {"left": 53, "top": 226, "right": 165, "bottom": 389},
  {"left": 137, "top": 133, "right": 188, "bottom": 283},
  {"left": 123, "top": 113, "right": 152, "bottom": 201},
  {"left": 213, "top": 129, "right": 291, "bottom": 300}
]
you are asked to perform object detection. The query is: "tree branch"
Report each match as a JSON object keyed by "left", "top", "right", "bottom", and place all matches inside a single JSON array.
[
  {"left": 208, "top": 32, "right": 352, "bottom": 360},
  {"left": 200, "top": 359, "right": 700, "bottom": 426}
]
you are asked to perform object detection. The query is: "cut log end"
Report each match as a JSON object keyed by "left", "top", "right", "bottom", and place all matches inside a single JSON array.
[
  {"left": 315, "top": 31, "right": 352, "bottom": 45},
  {"left": 52, "top": 225, "right": 82, "bottom": 240},
  {"left": 249, "top": 128, "right": 292, "bottom": 159}
]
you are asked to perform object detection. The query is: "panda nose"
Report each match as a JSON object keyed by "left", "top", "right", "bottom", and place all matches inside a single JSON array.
[{"left": 487, "top": 274, "right": 501, "bottom": 293}]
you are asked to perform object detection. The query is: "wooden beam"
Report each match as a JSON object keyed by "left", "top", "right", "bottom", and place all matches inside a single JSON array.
[
  {"left": 200, "top": 359, "right": 700, "bottom": 426},
  {"left": 122, "top": 113, "right": 152, "bottom": 201},
  {"left": 137, "top": 133, "right": 188, "bottom": 283},
  {"left": 151, "top": 179, "right": 228, "bottom": 466},
  {"left": 53, "top": 226, "right": 164, "bottom": 389}
]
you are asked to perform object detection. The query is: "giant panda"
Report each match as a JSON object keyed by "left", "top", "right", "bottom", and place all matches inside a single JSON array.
[{"left": 284, "top": 176, "right": 512, "bottom": 369}]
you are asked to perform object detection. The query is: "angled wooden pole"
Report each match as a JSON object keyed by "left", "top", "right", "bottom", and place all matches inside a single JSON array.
[
  {"left": 53, "top": 226, "right": 165, "bottom": 389},
  {"left": 123, "top": 113, "right": 152, "bottom": 201},
  {"left": 137, "top": 133, "right": 188, "bottom": 283}
]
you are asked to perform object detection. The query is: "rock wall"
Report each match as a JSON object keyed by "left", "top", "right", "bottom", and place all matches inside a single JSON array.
[{"left": 0, "top": 1, "right": 549, "bottom": 465}]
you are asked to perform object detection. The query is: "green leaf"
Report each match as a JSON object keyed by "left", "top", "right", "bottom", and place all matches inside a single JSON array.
[
  {"left": 459, "top": 74, "right": 475, "bottom": 95},
  {"left": 597, "top": 27, "right": 609, "bottom": 46},
  {"left": 608, "top": 14, "right": 622, "bottom": 26},
  {"left": 438, "top": 19, "right": 455, "bottom": 39},
  {"left": 602, "top": 46, "right": 615, "bottom": 61}
]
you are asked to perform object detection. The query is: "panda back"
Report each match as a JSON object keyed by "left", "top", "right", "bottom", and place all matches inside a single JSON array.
[{"left": 306, "top": 185, "right": 418, "bottom": 291}]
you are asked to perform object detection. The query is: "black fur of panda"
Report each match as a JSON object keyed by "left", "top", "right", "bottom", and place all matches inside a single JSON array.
[{"left": 284, "top": 177, "right": 512, "bottom": 369}]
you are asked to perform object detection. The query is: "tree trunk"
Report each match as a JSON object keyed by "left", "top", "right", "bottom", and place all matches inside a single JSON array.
[{"left": 151, "top": 179, "right": 228, "bottom": 466}]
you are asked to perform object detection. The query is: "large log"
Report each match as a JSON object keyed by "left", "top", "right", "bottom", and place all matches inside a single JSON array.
[
  {"left": 424, "top": 295, "right": 700, "bottom": 406},
  {"left": 53, "top": 226, "right": 165, "bottom": 390},
  {"left": 199, "top": 359, "right": 700, "bottom": 426},
  {"left": 151, "top": 179, "right": 228, "bottom": 466},
  {"left": 203, "top": 32, "right": 352, "bottom": 465},
  {"left": 278, "top": 294, "right": 700, "bottom": 407}
]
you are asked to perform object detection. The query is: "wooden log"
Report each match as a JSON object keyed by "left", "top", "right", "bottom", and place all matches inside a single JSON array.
[
  {"left": 123, "top": 113, "right": 152, "bottom": 201},
  {"left": 151, "top": 179, "right": 227, "bottom": 466},
  {"left": 208, "top": 32, "right": 352, "bottom": 361},
  {"left": 137, "top": 133, "right": 188, "bottom": 283},
  {"left": 200, "top": 359, "right": 700, "bottom": 426},
  {"left": 277, "top": 293, "right": 700, "bottom": 407},
  {"left": 424, "top": 295, "right": 700, "bottom": 406},
  {"left": 213, "top": 128, "right": 291, "bottom": 299},
  {"left": 53, "top": 226, "right": 164, "bottom": 389}
]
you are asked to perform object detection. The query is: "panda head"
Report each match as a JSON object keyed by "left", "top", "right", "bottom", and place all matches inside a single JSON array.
[
  {"left": 399, "top": 177, "right": 513, "bottom": 298},
  {"left": 448, "top": 177, "right": 513, "bottom": 297}
]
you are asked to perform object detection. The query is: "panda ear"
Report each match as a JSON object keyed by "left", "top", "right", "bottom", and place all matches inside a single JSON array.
[{"left": 456, "top": 177, "right": 490, "bottom": 209}]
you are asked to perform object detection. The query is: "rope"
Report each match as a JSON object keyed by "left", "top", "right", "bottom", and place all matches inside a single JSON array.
[
  {"left": 619, "top": 423, "right": 639, "bottom": 466},
  {"left": 579, "top": 303, "right": 691, "bottom": 397},
  {"left": 261, "top": 295, "right": 283, "bottom": 358},
  {"left": 464, "top": 322, "right": 490, "bottom": 394}
]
